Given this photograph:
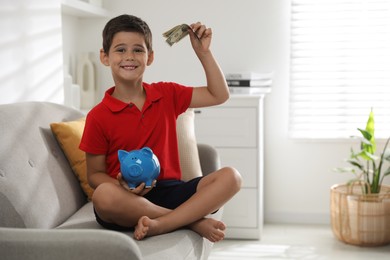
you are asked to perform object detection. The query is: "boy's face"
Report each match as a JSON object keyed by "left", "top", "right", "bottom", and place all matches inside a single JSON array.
[{"left": 100, "top": 31, "right": 154, "bottom": 85}]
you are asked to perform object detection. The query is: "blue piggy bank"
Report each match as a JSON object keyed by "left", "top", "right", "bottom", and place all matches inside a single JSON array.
[{"left": 118, "top": 147, "right": 160, "bottom": 189}]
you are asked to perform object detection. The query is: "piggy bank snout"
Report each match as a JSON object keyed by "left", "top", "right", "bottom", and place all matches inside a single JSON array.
[{"left": 128, "top": 164, "right": 143, "bottom": 177}]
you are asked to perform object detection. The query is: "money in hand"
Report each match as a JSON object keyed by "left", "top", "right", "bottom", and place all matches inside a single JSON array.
[{"left": 163, "top": 24, "right": 197, "bottom": 46}]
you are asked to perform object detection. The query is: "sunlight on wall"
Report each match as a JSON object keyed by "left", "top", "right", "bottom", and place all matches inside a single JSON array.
[{"left": 0, "top": 0, "right": 63, "bottom": 104}]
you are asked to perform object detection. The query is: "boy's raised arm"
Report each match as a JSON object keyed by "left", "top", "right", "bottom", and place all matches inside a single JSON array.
[{"left": 188, "top": 22, "right": 229, "bottom": 108}]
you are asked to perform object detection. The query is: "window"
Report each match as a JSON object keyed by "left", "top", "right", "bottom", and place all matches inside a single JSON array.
[{"left": 289, "top": 0, "right": 390, "bottom": 139}]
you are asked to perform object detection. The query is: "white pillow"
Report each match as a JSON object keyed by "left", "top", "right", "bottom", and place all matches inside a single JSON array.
[{"left": 177, "top": 109, "right": 203, "bottom": 181}]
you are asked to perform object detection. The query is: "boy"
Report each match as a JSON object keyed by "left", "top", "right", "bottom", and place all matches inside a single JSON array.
[{"left": 79, "top": 14, "right": 241, "bottom": 242}]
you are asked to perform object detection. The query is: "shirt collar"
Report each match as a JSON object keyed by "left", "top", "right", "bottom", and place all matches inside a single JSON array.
[{"left": 102, "top": 83, "right": 162, "bottom": 112}]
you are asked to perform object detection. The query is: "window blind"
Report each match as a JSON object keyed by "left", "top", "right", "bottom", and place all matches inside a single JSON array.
[{"left": 289, "top": 0, "right": 390, "bottom": 139}]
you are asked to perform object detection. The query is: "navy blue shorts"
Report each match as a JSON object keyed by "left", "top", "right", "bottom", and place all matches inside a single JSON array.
[{"left": 94, "top": 177, "right": 203, "bottom": 231}]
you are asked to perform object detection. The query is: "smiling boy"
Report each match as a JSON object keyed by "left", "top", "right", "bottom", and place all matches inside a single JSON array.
[{"left": 79, "top": 14, "right": 241, "bottom": 242}]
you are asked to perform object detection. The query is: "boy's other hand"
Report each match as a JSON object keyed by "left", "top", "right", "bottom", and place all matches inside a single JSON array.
[{"left": 117, "top": 173, "right": 155, "bottom": 196}]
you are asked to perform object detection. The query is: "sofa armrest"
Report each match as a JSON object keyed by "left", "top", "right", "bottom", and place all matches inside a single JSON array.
[
  {"left": 197, "top": 143, "right": 221, "bottom": 176},
  {"left": 0, "top": 227, "right": 142, "bottom": 260}
]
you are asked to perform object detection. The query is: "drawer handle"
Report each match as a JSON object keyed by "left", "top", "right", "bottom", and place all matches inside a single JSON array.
[{"left": 194, "top": 110, "right": 202, "bottom": 114}]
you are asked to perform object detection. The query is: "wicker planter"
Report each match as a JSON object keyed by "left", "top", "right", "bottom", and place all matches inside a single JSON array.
[{"left": 330, "top": 184, "right": 390, "bottom": 246}]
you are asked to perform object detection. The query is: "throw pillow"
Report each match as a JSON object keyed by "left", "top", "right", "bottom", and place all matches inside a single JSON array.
[
  {"left": 50, "top": 118, "right": 94, "bottom": 200},
  {"left": 177, "top": 109, "right": 203, "bottom": 181}
]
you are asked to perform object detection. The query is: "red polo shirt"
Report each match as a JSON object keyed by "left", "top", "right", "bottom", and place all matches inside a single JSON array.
[{"left": 79, "top": 82, "right": 193, "bottom": 180}]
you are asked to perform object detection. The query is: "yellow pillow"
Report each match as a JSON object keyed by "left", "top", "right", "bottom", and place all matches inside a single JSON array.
[{"left": 50, "top": 118, "right": 94, "bottom": 200}]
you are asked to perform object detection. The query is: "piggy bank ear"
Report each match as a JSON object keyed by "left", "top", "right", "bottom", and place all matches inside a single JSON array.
[
  {"left": 118, "top": 150, "right": 128, "bottom": 162},
  {"left": 141, "top": 147, "right": 153, "bottom": 157}
]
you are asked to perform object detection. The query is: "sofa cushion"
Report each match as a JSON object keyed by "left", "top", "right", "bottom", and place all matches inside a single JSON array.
[
  {"left": 56, "top": 202, "right": 100, "bottom": 229},
  {"left": 136, "top": 229, "right": 212, "bottom": 260},
  {"left": 57, "top": 203, "right": 215, "bottom": 260},
  {"left": 50, "top": 118, "right": 94, "bottom": 200}
]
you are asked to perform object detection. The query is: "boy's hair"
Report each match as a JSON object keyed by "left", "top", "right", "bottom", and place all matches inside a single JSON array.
[{"left": 102, "top": 14, "right": 153, "bottom": 53}]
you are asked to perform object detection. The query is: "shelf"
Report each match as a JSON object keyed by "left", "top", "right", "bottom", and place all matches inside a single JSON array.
[
  {"left": 229, "top": 86, "right": 272, "bottom": 95},
  {"left": 61, "top": 0, "right": 110, "bottom": 18}
]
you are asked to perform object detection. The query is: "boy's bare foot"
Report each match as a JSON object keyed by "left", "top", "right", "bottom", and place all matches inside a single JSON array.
[
  {"left": 190, "top": 218, "right": 226, "bottom": 242},
  {"left": 134, "top": 216, "right": 226, "bottom": 242},
  {"left": 134, "top": 216, "right": 153, "bottom": 240}
]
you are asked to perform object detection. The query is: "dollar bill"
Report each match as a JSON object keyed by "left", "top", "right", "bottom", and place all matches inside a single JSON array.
[{"left": 163, "top": 24, "right": 198, "bottom": 46}]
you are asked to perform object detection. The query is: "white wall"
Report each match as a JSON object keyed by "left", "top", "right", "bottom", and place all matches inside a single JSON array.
[
  {"left": 76, "top": 0, "right": 390, "bottom": 225},
  {"left": 0, "top": 0, "right": 64, "bottom": 104}
]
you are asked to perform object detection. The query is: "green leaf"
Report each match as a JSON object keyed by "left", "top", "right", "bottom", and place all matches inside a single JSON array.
[
  {"left": 346, "top": 159, "right": 364, "bottom": 170},
  {"left": 333, "top": 167, "right": 356, "bottom": 174},
  {"left": 383, "top": 148, "right": 390, "bottom": 161},
  {"left": 359, "top": 137, "right": 372, "bottom": 146},
  {"left": 356, "top": 150, "right": 378, "bottom": 161},
  {"left": 357, "top": 128, "right": 372, "bottom": 141},
  {"left": 383, "top": 167, "right": 390, "bottom": 177},
  {"left": 365, "top": 109, "right": 375, "bottom": 133},
  {"left": 365, "top": 109, "right": 376, "bottom": 153}
]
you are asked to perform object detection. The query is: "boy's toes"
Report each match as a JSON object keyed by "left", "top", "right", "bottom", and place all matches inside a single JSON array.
[
  {"left": 211, "top": 229, "right": 225, "bottom": 242},
  {"left": 216, "top": 221, "right": 226, "bottom": 231}
]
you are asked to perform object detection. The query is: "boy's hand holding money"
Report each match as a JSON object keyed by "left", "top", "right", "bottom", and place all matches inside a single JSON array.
[
  {"left": 188, "top": 22, "right": 212, "bottom": 55},
  {"left": 163, "top": 22, "right": 212, "bottom": 53}
]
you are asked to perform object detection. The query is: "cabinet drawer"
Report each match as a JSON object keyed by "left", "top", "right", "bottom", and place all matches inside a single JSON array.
[
  {"left": 194, "top": 107, "right": 257, "bottom": 147},
  {"left": 222, "top": 188, "right": 258, "bottom": 228},
  {"left": 218, "top": 148, "right": 257, "bottom": 188}
]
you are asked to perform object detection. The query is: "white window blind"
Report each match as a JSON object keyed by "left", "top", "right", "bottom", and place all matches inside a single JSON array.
[{"left": 289, "top": 0, "right": 390, "bottom": 139}]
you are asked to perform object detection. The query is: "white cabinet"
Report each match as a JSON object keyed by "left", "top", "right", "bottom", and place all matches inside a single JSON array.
[{"left": 194, "top": 93, "right": 266, "bottom": 239}]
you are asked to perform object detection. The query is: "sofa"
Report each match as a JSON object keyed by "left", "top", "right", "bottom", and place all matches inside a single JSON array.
[{"left": 0, "top": 101, "right": 222, "bottom": 260}]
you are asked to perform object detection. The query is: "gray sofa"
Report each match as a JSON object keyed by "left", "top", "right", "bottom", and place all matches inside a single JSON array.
[{"left": 0, "top": 101, "right": 221, "bottom": 260}]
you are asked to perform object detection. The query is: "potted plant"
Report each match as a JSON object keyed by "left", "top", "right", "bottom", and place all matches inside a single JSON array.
[{"left": 331, "top": 109, "right": 390, "bottom": 246}]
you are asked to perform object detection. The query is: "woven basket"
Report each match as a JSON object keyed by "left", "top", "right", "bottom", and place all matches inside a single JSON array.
[{"left": 330, "top": 183, "right": 390, "bottom": 246}]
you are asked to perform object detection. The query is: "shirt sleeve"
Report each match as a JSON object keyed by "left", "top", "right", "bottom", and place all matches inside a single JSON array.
[
  {"left": 79, "top": 111, "right": 108, "bottom": 155},
  {"left": 167, "top": 82, "right": 194, "bottom": 116}
]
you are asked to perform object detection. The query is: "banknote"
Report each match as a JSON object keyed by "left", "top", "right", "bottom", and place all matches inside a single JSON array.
[{"left": 162, "top": 24, "right": 199, "bottom": 46}]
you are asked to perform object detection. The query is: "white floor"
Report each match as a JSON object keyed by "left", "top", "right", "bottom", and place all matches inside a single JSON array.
[{"left": 209, "top": 224, "right": 390, "bottom": 260}]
